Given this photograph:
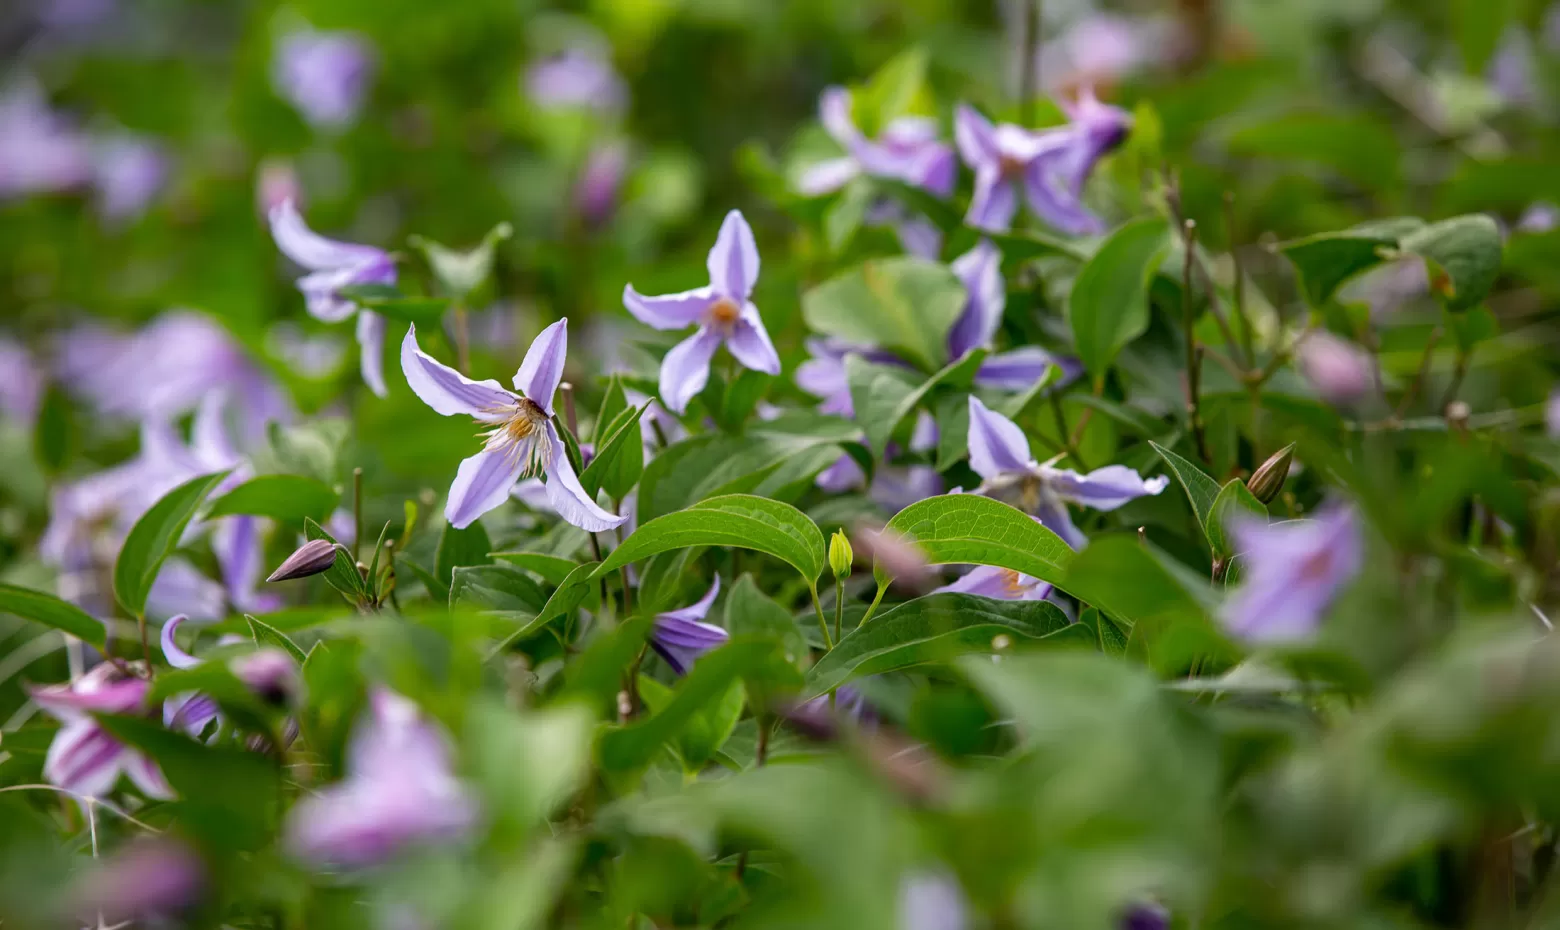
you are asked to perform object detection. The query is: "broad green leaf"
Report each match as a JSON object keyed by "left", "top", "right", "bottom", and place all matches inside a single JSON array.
[
  {"left": 801, "top": 257, "right": 966, "bottom": 372},
  {"left": 579, "top": 402, "right": 647, "bottom": 499},
  {"left": 437, "top": 520, "right": 493, "bottom": 588},
  {"left": 1077, "top": 607, "right": 1129, "bottom": 657},
  {"left": 637, "top": 431, "right": 843, "bottom": 523},
  {"left": 113, "top": 470, "right": 230, "bottom": 617},
  {"left": 1399, "top": 214, "right": 1503, "bottom": 313},
  {"left": 305, "top": 518, "right": 371, "bottom": 601},
  {"left": 1278, "top": 230, "right": 1399, "bottom": 308},
  {"left": 1206, "top": 479, "right": 1267, "bottom": 559},
  {"left": 1149, "top": 440, "right": 1220, "bottom": 534},
  {"left": 1452, "top": 0, "right": 1517, "bottom": 73},
  {"left": 1227, "top": 113, "right": 1402, "bottom": 191},
  {"left": 338, "top": 284, "right": 449, "bottom": 326},
  {"left": 856, "top": 47, "right": 930, "bottom": 131},
  {"left": 846, "top": 349, "right": 986, "bottom": 454},
  {"left": 724, "top": 573, "right": 808, "bottom": 668},
  {"left": 466, "top": 699, "right": 593, "bottom": 833},
  {"left": 675, "top": 675, "right": 746, "bottom": 772},
  {"left": 594, "top": 375, "right": 629, "bottom": 443},
  {"left": 488, "top": 561, "right": 601, "bottom": 655},
  {"left": 458, "top": 837, "right": 579, "bottom": 930},
  {"left": 451, "top": 565, "right": 548, "bottom": 613},
  {"left": 718, "top": 369, "right": 774, "bottom": 431},
  {"left": 491, "top": 552, "right": 579, "bottom": 586},
  {"left": 558, "top": 615, "right": 653, "bottom": 710},
  {"left": 0, "top": 583, "right": 105, "bottom": 648},
  {"left": 1063, "top": 536, "right": 1219, "bottom": 653},
  {"left": 600, "top": 495, "right": 827, "bottom": 585},
  {"left": 874, "top": 495, "right": 1074, "bottom": 589},
  {"left": 805, "top": 593, "right": 1079, "bottom": 696},
  {"left": 1066, "top": 217, "right": 1170, "bottom": 383},
  {"left": 207, "top": 474, "right": 339, "bottom": 523},
  {"left": 245, "top": 614, "right": 308, "bottom": 663},
  {"left": 984, "top": 229, "right": 1087, "bottom": 264}
]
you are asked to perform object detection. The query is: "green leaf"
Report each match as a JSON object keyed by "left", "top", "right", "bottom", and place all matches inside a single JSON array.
[
  {"left": 207, "top": 474, "right": 339, "bottom": 523},
  {"left": 409, "top": 221, "right": 512, "bottom": 298},
  {"left": 451, "top": 565, "right": 548, "bottom": 613},
  {"left": 801, "top": 257, "right": 966, "bottom": 372},
  {"left": 1078, "top": 607, "right": 1129, "bottom": 657},
  {"left": 305, "top": 518, "right": 370, "bottom": 601},
  {"left": 856, "top": 47, "right": 929, "bottom": 131},
  {"left": 984, "top": 229, "right": 1087, "bottom": 264},
  {"left": 718, "top": 369, "right": 774, "bottom": 431},
  {"left": 490, "top": 552, "right": 579, "bottom": 586},
  {"left": 437, "top": 520, "right": 493, "bottom": 588},
  {"left": 113, "top": 470, "right": 231, "bottom": 617},
  {"left": 245, "top": 614, "right": 308, "bottom": 663},
  {"left": 579, "top": 402, "right": 647, "bottom": 499},
  {"left": 846, "top": 349, "right": 986, "bottom": 454},
  {"left": 1399, "top": 214, "right": 1503, "bottom": 313},
  {"left": 1206, "top": 479, "right": 1267, "bottom": 559},
  {"left": 637, "top": 432, "right": 841, "bottom": 523},
  {"left": 599, "top": 495, "right": 827, "bottom": 586},
  {"left": 466, "top": 699, "right": 593, "bottom": 834},
  {"left": 1227, "top": 113, "right": 1402, "bottom": 191},
  {"left": 1149, "top": 440, "right": 1221, "bottom": 534},
  {"left": 1278, "top": 230, "right": 1399, "bottom": 308},
  {"left": 1066, "top": 218, "right": 1170, "bottom": 382},
  {"left": 804, "top": 593, "right": 1080, "bottom": 696},
  {"left": 724, "top": 573, "right": 808, "bottom": 668},
  {"left": 559, "top": 614, "right": 654, "bottom": 709},
  {"left": 874, "top": 494, "right": 1074, "bottom": 589},
  {"left": 676, "top": 675, "right": 746, "bottom": 772},
  {"left": 1063, "top": 536, "right": 1217, "bottom": 642},
  {"left": 1452, "top": 0, "right": 1517, "bottom": 73},
  {"left": 594, "top": 375, "right": 629, "bottom": 443},
  {"left": 33, "top": 386, "right": 71, "bottom": 476},
  {"left": 0, "top": 583, "right": 105, "bottom": 648},
  {"left": 338, "top": 284, "right": 450, "bottom": 326},
  {"left": 489, "top": 561, "right": 601, "bottom": 655}
]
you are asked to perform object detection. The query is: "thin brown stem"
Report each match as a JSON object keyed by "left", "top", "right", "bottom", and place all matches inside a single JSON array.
[
  {"left": 1439, "top": 347, "right": 1473, "bottom": 412},
  {"left": 137, "top": 614, "right": 152, "bottom": 678},
  {"left": 1180, "top": 220, "right": 1211, "bottom": 464},
  {"left": 452, "top": 302, "right": 471, "bottom": 374},
  {"left": 1047, "top": 393, "right": 1088, "bottom": 469}
]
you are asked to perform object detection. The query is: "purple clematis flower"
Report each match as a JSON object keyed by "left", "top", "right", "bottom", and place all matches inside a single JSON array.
[
  {"left": 900, "top": 871, "right": 969, "bottom": 930},
  {"left": 90, "top": 132, "right": 166, "bottom": 221},
  {"left": 286, "top": 688, "right": 477, "bottom": 869},
  {"left": 402, "top": 319, "right": 625, "bottom": 532},
  {"left": 525, "top": 44, "right": 627, "bottom": 114},
  {"left": 966, "top": 396, "right": 1166, "bottom": 548},
  {"left": 160, "top": 614, "right": 222, "bottom": 738},
  {"left": 649, "top": 576, "right": 728, "bottom": 675},
  {"left": 0, "top": 336, "right": 43, "bottom": 426},
  {"left": 31, "top": 664, "right": 171, "bottom": 800},
  {"left": 0, "top": 78, "right": 92, "bottom": 199},
  {"left": 954, "top": 90, "right": 1130, "bottom": 234},
  {"left": 947, "top": 240, "right": 1082, "bottom": 391},
  {"left": 273, "top": 26, "right": 374, "bottom": 131},
  {"left": 161, "top": 615, "right": 300, "bottom": 738},
  {"left": 1220, "top": 503, "right": 1362, "bottom": 643},
  {"left": 75, "top": 837, "right": 204, "bottom": 924},
  {"left": 623, "top": 210, "right": 781, "bottom": 414},
  {"left": 576, "top": 141, "right": 629, "bottom": 227},
  {"left": 1295, "top": 331, "right": 1372, "bottom": 406},
  {"left": 933, "top": 565, "right": 1051, "bottom": 601},
  {"left": 269, "top": 198, "right": 395, "bottom": 397}
]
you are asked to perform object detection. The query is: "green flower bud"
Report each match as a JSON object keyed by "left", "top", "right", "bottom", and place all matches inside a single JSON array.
[
  {"left": 1246, "top": 443, "right": 1295, "bottom": 505},
  {"left": 828, "top": 529, "right": 854, "bottom": 579}
]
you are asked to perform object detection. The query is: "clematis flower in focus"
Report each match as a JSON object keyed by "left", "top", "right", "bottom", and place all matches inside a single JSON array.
[
  {"left": 268, "top": 199, "right": 395, "bottom": 397},
  {"left": 272, "top": 26, "right": 374, "bottom": 131},
  {"left": 402, "top": 319, "right": 625, "bottom": 532},
  {"left": 649, "top": 576, "right": 727, "bottom": 675},
  {"left": 623, "top": 210, "right": 780, "bottom": 413},
  {"left": 1220, "top": 503, "right": 1362, "bottom": 643},
  {"left": 286, "top": 689, "right": 477, "bottom": 869},
  {"left": 966, "top": 396, "right": 1166, "bottom": 548},
  {"left": 30, "top": 664, "right": 172, "bottom": 800}
]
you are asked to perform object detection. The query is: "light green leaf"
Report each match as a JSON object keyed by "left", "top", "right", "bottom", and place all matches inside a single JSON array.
[
  {"left": 0, "top": 583, "right": 105, "bottom": 648},
  {"left": 488, "top": 561, "right": 601, "bottom": 655},
  {"left": 874, "top": 494, "right": 1074, "bottom": 589},
  {"left": 437, "top": 520, "right": 493, "bottom": 588},
  {"left": 113, "top": 470, "right": 231, "bottom": 617},
  {"left": 637, "top": 431, "right": 843, "bottom": 523},
  {"left": 677, "top": 675, "right": 746, "bottom": 771},
  {"left": 804, "top": 593, "right": 1079, "bottom": 696},
  {"left": 245, "top": 614, "right": 307, "bottom": 663},
  {"left": 490, "top": 552, "right": 579, "bottom": 586},
  {"left": 601, "top": 495, "right": 827, "bottom": 586},
  {"left": 846, "top": 349, "right": 986, "bottom": 454},
  {"left": 451, "top": 565, "right": 548, "bottom": 613},
  {"left": 1066, "top": 217, "right": 1170, "bottom": 382},
  {"left": 724, "top": 573, "right": 808, "bottom": 668},
  {"left": 1278, "top": 230, "right": 1399, "bottom": 308},
  {"left": 338, "top": 285, "right": 450, "bottom": 327},
  {"left": 579, "top": 402, "right": 646, "bottom": 499},
  {"left": 1207, "top": 479, "right": 1267, "bottom": 559},
  {"left": 801, "top": 257, "right": 967, "bottom": 372},
  {"left": 409, "top": 221, "right": 512, "bottom": 298},
  {"left": 207, "top": 474, "right": 339, "bottom": 524},
  {"left": 1399, "top": 214, "right": 1503, "bottom": 313},
  {"left": 466, "top": 699, "right": 594, "bottom": 832}
]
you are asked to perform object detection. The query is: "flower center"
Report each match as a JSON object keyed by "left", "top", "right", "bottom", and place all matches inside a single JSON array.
[
  {"left": 480, "top": 397, "right": 553, "bottom": 478},
  {"left": 1001, "top": 568, "right": 1026, "bottom": 595},
  {"left": 1019, "top": 475, "right": 1043, "bottom": 513},
  {"left": 1299, "top": 547, "right": 1333, "bottom": 583},
  {"left": 707, "top": 297, "right": 741, "bottom": 331},
  {"left": 998, "top": 154, "right": 1028, "bottom": 178}
]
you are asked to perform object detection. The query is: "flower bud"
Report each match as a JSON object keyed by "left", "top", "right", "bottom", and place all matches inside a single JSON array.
[
  {"left": 1246, "top": 443, "right": 1295, "bottom": 505},
  {"left": 233, "top": 648, "right": 301, "bottom": 707},
  {"left": 828, "top": 529, "right": 854, "bottom": 579},
  {"left": 266, "top": 539, "right": 339, "bottom": 583}
]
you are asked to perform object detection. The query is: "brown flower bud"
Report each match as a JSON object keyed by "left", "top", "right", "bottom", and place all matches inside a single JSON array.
[
  {"left": 266, "top": 539, "right": 339, "bottom": 583},
  {"left": 1246, "top": 443, "right": 1295, "bottom": 505}
]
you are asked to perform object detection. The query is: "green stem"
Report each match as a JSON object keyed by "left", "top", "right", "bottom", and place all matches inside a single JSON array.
[
  {"left": 859, "top": 585, "right": 886, "bottom": 628},
  {"left": 810, "top": 586, "right": 833, "bottom": 650},
  {"left": 833, "top": 578, "right": 844, "bottom": 643}
]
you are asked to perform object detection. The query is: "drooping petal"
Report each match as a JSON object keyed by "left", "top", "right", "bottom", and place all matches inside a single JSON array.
[
  {"left": 966, "top": 169, "right": 1018, "bottom": 233},
  {"left": 164, "top": 692, "right": 221, "bottom": 737},
  {"left": 658, "top": 326, "right": 722, "bottom": 415},
  {"left": 947, "top": 241, "right": 1005, "bottom": 358},
  {"left": 796, "top": 343, "right": 853, "bottom": 417},
  {"left": 953, "top": 104, "right": 1000, "bottom": 169},
  {"left": 1221, "top": 505, "right": 1361, "bottom": 643},
  {"left": 159, "top": 615, "right": 200, "bottom": 670},
  {"left": 622, "top": 283, "right": 719, "bottom": 331},
  {"left": 706, "top": 209, "right": 760, "bottom": 300},
  {"left": 651, "top": 578, "right": 729, "bottom": 675},
  {"left": 1023, "top": 156, "right": 1103, "bottom": 236},
  {"left": 796, "top": 157, "right": 861, "bottom": 197},
  {"left": 268, "top": 199, "right": 383, "bottom": 271},
  {"left": 356, "top": 311, "right": 387, "bottom": 398},
  {"left": 966, "top": 396, "right": 1033, "bottom": 480},
  {"left": 30, "top": 668, "right": 149, "bottom": 722},
  {"left": 400, "top": 324, "right": 515, "bottom": 420},
  {"left": 542, "top": 423, "right": 627, "bottom": 532},
  {"left": 871, "top": 465, "right": 944, "bottom": 514},
  {"left": 1041, "top": 464, "right": 1169, "bottom": 511},
  {"left": 215, "top": 517, "right": 278, "bottom": 614},
  {"left": 894, "top": 215, "right": 944, "bottom": 260},
  {"left": 513, "top": 318, "right": 567, "bottom": 415},
  {"left": 296, "top": 266, "right": 365, "bottom": 323},
  {"left": 725, "top": 303, "right": 781, "bottom": 375},
  {"left": 44, "top": 720, "right": 125, "bottom": 798},
  {"left": 191, "top": 390, "right": 240, "bottom": 470},
  {"left": 819, "top": 86, "right": 863, "bottom": 149},
  {"left": 444, "top": 448, "right": 526, "bottom": 530}
]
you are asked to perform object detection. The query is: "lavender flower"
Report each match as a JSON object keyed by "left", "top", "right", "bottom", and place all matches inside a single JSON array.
[
  {"left": 947, "top": 240, "right": 1080, "bottom": 390},
  {"left": 90, "top": 132, "right": 167, "bottom": 221},
  {"left": 0, "top": 336, "right": 43, "bottom": 425},
  {"left": 286, "top": 688, "right": 477, "bottom": 869},
  {"left": 933, "top": 565, "right": 1051, "bottom": 601},
  {"left": 31, "top": 664, "right": 171, "bottom": 800},
  {"left": 268, "top": 199, "right": 395, "bottom": 397},
  {"left": 966, "top": 396, "right": 1166, "bottom": 548},
  {"left": 1294, "top": 331, "right": 1372, "bottom": 406},
  {"left": 1119, "top": 902, "right": 1170, "bottom": 930},
  {"left": 954, "top": 90, "right": 1130, "bottom": 234},
  {"left": 273, "top": 26, "right": 374, "bottom": 130},
  {"left": 525, "top": 45, "right": 627, "bottom": 114},
  {"left": 1038, "top": 14, "right": 1165, "bottom": 93},
  {"left": 402, "top": 319, "right": 625, "bottom": 532},
  {"left": 1548, "top": 388, "right": 1560, "bottom": 437},
  {"left": 1220, "top": 503, "right": 1362, "bottom": 643},
  {"left": 650, "top": 576, "right": 728, "bottom": 675},
  {"left": 576, "top": 141, "right": 629, "bottom": 227},
  {"left": 900, "top": 871, "right": 968, "bottom": 930},
  {"left": 0, "top": 78, "right": 91, "bottom": 199},
  {"left": 623, "top": 210, "right": 780, "bottom": 413},
  {"left": 74, "top": 837, "right": 204, "bottom": 923}
]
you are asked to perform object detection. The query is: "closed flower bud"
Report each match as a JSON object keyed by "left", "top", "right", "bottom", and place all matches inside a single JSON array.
[
  {"left": 267, "top": 539, "right": 339, "bottom": 583},
  {"left": 829, "top": 529, "right": 854, "bottom": 579},
  {"left": 1246, "top": 443, "right": 1295, "bottom": 505}
]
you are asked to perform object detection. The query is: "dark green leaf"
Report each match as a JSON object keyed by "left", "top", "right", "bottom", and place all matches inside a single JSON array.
[
  {"left": 724, "top": 573, "right": 808, "bottom": 668},
  {"left": 113, "top": 470, "right": 231, "bottom": 617},
  {"left": 490, "top": 552, "right": 579, "bottom": 586},
  {"left": 207, "top": 474, "right": 339, "bottom": 523},
  {"left": 437, "top": 519, "right": 493, "bottom": 588},
  {"left": 0, "top": 583, "right": 105, "bottom": 648},
  {"left": 246, "top": 614, "right": 308, "bottom": 663},
  {"left": 489, "top": 561, "right": 600, "bottom": 654},
  {"left": 1149, "top": 440, "right": 1220, "bottom": 535},
  {"left": 579, "top": 402, "right": 647, "bottom": 499},
  {"left": 1207, "top": 479, "right": 1267, "bottom": 559},
  {"left": 847, "top": 349, "right": 986, "bottom": 454},
  {"left": 451, "top": 564, "right": 548, "bottom": 613}
]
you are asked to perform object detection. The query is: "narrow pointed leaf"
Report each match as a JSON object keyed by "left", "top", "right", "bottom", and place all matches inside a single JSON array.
[
  {"left": 0, "top": 583, "right": 105, "bottom": 649},
  {"left": 113, "top": 470, "right": 231, "bottom": 617}
]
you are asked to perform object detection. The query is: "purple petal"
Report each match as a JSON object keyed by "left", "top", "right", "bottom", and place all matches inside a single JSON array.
[
  {"left": 1034, "top": 494, "right": 1086, "bottom": 550},
  {"left": 797, "top": 157, "right": 860, "bottom": 197},
  {"left": 445, "top": 447, "right": 526, "bottom": 530},
  {"left": 297, "top": 265, "right": 367, "bottom": 323},
  {"left": 146, "top": 559, "right": 227, "bottom": 622},
  {"left": 934, "top": 564, "right": 1051, "bottom": 601},
  {"left": 1041, "top": 464, "right": 1169, "bottom": 511},
  {"left": 216, "top": 517, "right": 278, "bottom": 614},
  {"left": 273, "top": 28, "right": 374, "bottom": 130},
  {"left": 357, "top": 311, "right": 387, "bottom": 398},
  {"left": 966, "top": 169, "right": 1019, "bottom": 233},
  {"left": 268, "top": 199, "right": 383, "bottom": 271},
  {"left": 870, "top": 465, "right": 944, "bottom": 513},
  {"left": 974, "top": 347, "right": 1079, "bottom": 391},
  {"left": 652, "top": 581, "right": 730, "bottom": 676},
  {"left": 953, "top": 104, "right": 1000, "bottom": 169},
  {"left": 1295, "top": 331, "right": 1373, "bottom": 405},
  {"left": 191, "top": 391, "right": 239, "bottom": 470},
  {"left": 542, "top": 423, "right": 627, "bottom": 532},
  {"left": 910, "top": 411, "right": 940, "bottom": 452},
  {"left": 159, "top": 615, "right": 200, "bottom": 670},
  {"left": 44, "top": 720, "right": 125, "bottom": 798},
  {"left": 966, "top": 396, "right": 1033, "bottom": 480},
  {"left": 164, "top": 692, "right": 221, "bottom": 738},
  {"left": 819, "top": 86, "right": 863, "bottom": 149},
  {"left": 401, "top": 324, "right": 515, "bottom": 419},
  {"left": 658, "top": 326, "right": 722, "bottom": 415},
  {"left": 706, "top": 209, "right": 760, "bottom": 300},
  {"left": 894, "top": 216, "right": 944, "bottom": 260},
  {"left": 622, "top": 284, "right": 718, "bottom": 331},
  {"left": 78, "top": 837, "right": 205, "bottom": 921},
  {"left": 91, "top": 132, "right": 166, "bottom": 221},
  {"left": 513, "top": 318, "right": 567, "bottom": 416},
  {"left": 816, "top": 453, "right": 867, "bottom": 493},
  {"left": 350, "top": 689, "right": 455, "bottom": 778},
  {"left": 900, "top": 871, "right": 969, "bottom": 930},
  {"left": 947, "top": 241, "right": 1005, "bottom": 358},
  {"left": 726, "top": 303, "right": 781, "bottom": 375},
  {"left": 796, "top": 344, "right": 853, "bottom": 417},
  {"left": 660, "top": 575, "right": 722, "bottom": 624},
  {"left": 286, "top": 778, "right": 475, "bottom": 869},
  {"left": 1024, "top": 156, "right": 1102, "bottom": 236}
]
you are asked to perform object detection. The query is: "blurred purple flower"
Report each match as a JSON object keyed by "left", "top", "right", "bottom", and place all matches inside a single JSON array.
[
  {"left": 966, "top": 396, "right": 1166, "bottom": 548},
  {"left": 1119, "top": 901, "right": 1170, "bottom": 930},
  {"left": 286, "top": 688, "right": 477, "bottom": 869},
  {"left": 37, "top": 0, "right": 117, "bottom": 29},
  {"left": 0, "top": 78, "right": 92, "bottom": 199},
  {"left": 0, "top": 336, "right": 43, "bottom": 425},
  {"left": 954, "top": 90, "right": 1130, "bottom": 234},
  {"left": 934, "top": 565, "right": 1051, "bottom": 601},
  {"left": 74, "top": 837, "right": 204, "bottom": 924},
  {"left": 160, "top": 615, "right": 222, "bottom": 738},
  {"left": 90, "top": 132, "right": 167, "bottom": 221},
  {"left": 623, "top": 210, "right": 780, "bottom": 413},
  {"left": 402, "top": 319, "right": 625, "bottom": 531},
  {"left": 1295, "top": 331, "right": 1372, "bottom": 406},
  {"left": 947, "top": 239, "right": 1080, "bottom": 390},
  {"left": 900, "top": 871, "right": 968, "bottom": 930},
  {"left": 269, "top": 199, "right": 395, "bottom": 397},
  {"left": 1548, "top": 388, "right": 1560, "bottom": 437},
  {"left": 1518, "top": 202, "right": 1560, "bottom": 235},
  {"left": 576, "top": 141, "right": 628, "bottom": 227},
  {"left": 273, "top": 26, "right": 374, "bottom": 130},
  {"left": 1221, "top": 503, "right": 1362, "bottom": 643},
  {"left": 650, "top": 576, "right": 727, "bottom": 675},
  {"left": 1038, "top": 14, "right": 1167, "bottom": 93},
  {"left": 30, "top": 664, "right": 171, "bottom": 800},
  {"left": 256, "top": 158, "right": 303, "bottom": 214},
  {"left": 525, "top": 45, "right": 627, "bottom": 113},
  {"left": 1490, "top": 27, "right": 1538, "bottom": 108}
]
